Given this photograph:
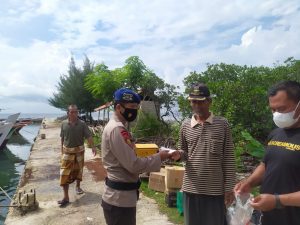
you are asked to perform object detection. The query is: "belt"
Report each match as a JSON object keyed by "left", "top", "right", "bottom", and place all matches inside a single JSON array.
[
  {"left": 105, "top": 177, "right": 141, "bottom": 191},
  {"left": 63, "top": 145, "right": 84, "bottom": 154}
]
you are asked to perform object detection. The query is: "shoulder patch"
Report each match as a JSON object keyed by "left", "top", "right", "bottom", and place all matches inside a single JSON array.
[{"left": 120, "top": 129, "right": 134, "bottom": 148}]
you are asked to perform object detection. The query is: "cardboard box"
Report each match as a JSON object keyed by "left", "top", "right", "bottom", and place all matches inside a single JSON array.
[
  {"left": 165, "top": 166, "right": 185, "bottom": 189},
  {"left": 135, "top": 143, "right": 158, "bottom": 157},
  {"left": 165, "top": 187, "right": 180, "bottom": 195},
  {"left": 148, "top": 168, "right": 165, "bottom": 192}
]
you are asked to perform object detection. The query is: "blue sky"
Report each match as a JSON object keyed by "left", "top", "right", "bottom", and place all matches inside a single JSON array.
[{"left": 0, "top": 0, "right": 300, "bottom": 113}]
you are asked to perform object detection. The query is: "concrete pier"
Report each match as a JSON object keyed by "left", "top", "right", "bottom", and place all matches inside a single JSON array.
[{"left": 4, "top": 119, "right": 174, "bottom": 225}]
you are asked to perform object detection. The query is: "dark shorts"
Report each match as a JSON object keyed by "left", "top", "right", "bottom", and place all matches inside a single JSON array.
[
  {"left": 183, "top": 192, "right": 227, "bottom": 225},
  {"left": 101, "top": 200, "right": 136, "bottom": 225}
]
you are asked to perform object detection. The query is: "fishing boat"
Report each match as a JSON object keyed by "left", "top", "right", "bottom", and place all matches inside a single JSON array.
[
  {"left": 13, "top": 119, "right": 32, "bottom": 134},
  {"left": 0, "top": 113, "right": 20, "bottom": 150}
]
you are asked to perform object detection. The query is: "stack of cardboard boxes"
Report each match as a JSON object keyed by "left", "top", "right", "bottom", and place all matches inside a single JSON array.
[
  {"left": 148, "top": 166, "right": 185, "bottom": 208},
  {"left": 164, "top": 166, "right": 185, "bottom": 207},
  {"left": 135, "top": 144, "right": 185, "bottom": 209}
]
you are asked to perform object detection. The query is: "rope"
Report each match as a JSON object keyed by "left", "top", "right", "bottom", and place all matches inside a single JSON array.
[{"left": 0, "top": 186, "right": 13, "bottom": 202}]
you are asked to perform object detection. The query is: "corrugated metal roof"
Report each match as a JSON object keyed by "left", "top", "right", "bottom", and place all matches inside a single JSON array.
[{"left": 94, "top": 102, "right": 112, "bottom": 111}]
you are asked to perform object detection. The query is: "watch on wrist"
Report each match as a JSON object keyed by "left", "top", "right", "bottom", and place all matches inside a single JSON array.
[{"left": 274, "top": 194, "right": 284, "bottom": 209}]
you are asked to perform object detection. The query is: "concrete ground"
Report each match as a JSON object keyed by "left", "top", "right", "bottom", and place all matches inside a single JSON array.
[{"left": 5, "top": 119, "right": 174, "bottom": 225}]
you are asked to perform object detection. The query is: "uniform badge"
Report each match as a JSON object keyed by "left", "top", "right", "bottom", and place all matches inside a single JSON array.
[
  {"left": 120, "top": 129, "right": 134, "bottom": 149},
  {"left": 122, "top": 93, "right": 133, "bottom": 101}
]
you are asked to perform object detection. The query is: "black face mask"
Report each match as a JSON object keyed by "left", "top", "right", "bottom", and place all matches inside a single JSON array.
[{"left": 120, "top": 105, "right": 138, "bottom": 122}]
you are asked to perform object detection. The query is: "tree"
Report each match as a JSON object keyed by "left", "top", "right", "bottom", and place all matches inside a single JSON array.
[
  {"left": 179, "top": 58, "right": 300, "bottom": 142},
  {"left": 49, "top": 56, "right": 99, "bottom": 119},
  {"left": 84, "top": 63, "right": 120, "bottom": 104},
  {"left": 85, "top": 56, "right": 180, "bottom": 123}
]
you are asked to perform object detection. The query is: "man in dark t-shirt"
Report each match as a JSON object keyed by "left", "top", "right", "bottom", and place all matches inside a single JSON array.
[
  {"left": 260, "top": 127, "right": 300, "bottom": 224},
  {"left": 58, "top": 104, "right": 97, "bottom": 207},
  {"left": 235, "top": 81, "right": 300, "bottom": 225}
]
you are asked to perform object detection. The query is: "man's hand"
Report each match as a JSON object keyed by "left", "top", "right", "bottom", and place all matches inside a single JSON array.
[
  {"left": 170, "top": 150, "right": 181, "bottom": 161},
  {"left": 91, "top": 146, "right": 97, "bottom": 156},
  {"left": 225, "top": 191, "right": 235, "bottom": 207},
  {"left": 250, "top": 194, "right": 276, "bottom": 211},
  {"left": 159, "top": 151, "right": 171, "bottom": 161},
  {"left": 234, "top": 179, "right": 252, "bottom": 194}
]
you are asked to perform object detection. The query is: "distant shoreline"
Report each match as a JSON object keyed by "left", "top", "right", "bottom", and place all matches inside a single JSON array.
[{"left": 0, "top": 113, "right": 65, "bottom": 119}]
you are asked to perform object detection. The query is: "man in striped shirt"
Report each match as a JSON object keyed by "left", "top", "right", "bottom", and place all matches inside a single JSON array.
[{"left": 172, "top": 83, "right": 236, "bottom": 225}]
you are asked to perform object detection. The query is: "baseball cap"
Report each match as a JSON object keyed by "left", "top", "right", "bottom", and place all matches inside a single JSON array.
[
  {"left": 113, "top": 88, "right": 141, "bottom": 104},
  {"left": 188, "top": 83, "right": 210, "bottom": 101}
]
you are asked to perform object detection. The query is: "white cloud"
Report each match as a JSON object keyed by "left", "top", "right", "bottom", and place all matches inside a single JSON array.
[
  {"left": 0, "top": 0, "right": 300, "bottom": 113},
  {"left": 241, "top": 26, "right": 259, "bottom": 47}
]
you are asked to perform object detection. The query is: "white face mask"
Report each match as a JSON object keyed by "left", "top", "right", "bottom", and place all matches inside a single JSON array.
[{"left": 273, "top": 101, "right": 300, "bottom": 128}]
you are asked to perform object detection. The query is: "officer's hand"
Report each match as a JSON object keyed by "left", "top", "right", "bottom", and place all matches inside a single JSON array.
[
  {"left": 159, "top": 151, "right": 171, "bottom": 161},
  {"left": 234, "top": 179, "right": 252, "bottom": 194},
  {"left": 170, "top": 150, "right": 181, "bottom": 161},
  {"left": 250, "top": 194, "right": 276, "bottom": 211}
]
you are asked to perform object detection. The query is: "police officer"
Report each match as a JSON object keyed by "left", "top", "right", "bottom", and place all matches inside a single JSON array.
[{"left": 101, "top": 88, "right": 171, "bottom": 225}]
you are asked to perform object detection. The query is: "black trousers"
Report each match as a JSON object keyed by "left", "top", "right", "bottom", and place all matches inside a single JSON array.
[
  {"left": 101, "top": 200, "right": 136, "bottom": 225},
  {"left": 183, "top": 192, "right": 227, "bottom": 225}
]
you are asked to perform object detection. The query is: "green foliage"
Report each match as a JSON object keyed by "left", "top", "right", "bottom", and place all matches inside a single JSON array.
[
  {"left": 234, "top": 145, "right": 245, "bottom": 172},
  {"left": 234, "top": 131, "right": 265, "bottom": 172},
  {"left": 158, "top": 83, "right": 181, "bottom": 122},
  {"left": 177, "top": 94, "right": 192, "bottom": 119},
  {"left": 49, "top": 56, "right": 99, "bottom": 115},
  {"left": 241, "top": 131, "right": 265, "bottom": 159},
  {"left": 123, "top": 56, "right": 147, "bottom": 90},
  {"left": 180, "top": 58, "right": 300, "bottom": 143},
  {"left": 92, "top": 134, "right": 101, "bottom": 154},
  {"left": 179, "top": 58, "right": 300, "bottom": 170},
  {"left": 251, "top": 186, "right": 260, "bottom": 197},
  {"left": 85, "top": 56, "right": 180, "bottom": 121},
  {"left": 131, "top": 112, "right": 168, "bottom": 139},
  {"left": 170, "top": 122, "right": 181, "bottom": 146},
  {"left": 85, "top": 63, "right": 121, "bottom": 104}
]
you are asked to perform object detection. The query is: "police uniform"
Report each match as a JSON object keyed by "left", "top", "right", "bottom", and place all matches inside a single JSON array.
[{"left": 101, "top": 88, "right": 162, "bottom": 225}]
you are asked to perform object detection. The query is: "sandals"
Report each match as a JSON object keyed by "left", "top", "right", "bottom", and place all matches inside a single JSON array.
[
  {"left": 76, "top": 187, "right": 84, "bottom": 195},
  {"left": 57, "top": 199, "right": 69, "bottom": 207}
]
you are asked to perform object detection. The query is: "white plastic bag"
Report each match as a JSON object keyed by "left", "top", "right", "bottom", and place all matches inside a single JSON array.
[
  {"left": 159, "top": 146, "right": 176, "bottom": 154},
  {"left": 227, "top": 194, "right": 254, "bottom": 225}
]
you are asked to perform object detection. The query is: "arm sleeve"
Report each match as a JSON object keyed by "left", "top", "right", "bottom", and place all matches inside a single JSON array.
[
  {"left": 222, "top": 120, "right": 236, "bottom": 193},
  {"left": 109, "top": 127, "right": 161, "bottom": 174},
  {"left": 262, "top": 129, "right": 275, "bottom": 163},
  {"left": 178, "top": 123, "right": 188, "bottom": 161}
]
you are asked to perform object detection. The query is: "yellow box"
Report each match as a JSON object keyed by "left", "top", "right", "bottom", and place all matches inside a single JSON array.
[{"left": 135, "top": 143, "right": 158, "bottom": 157}]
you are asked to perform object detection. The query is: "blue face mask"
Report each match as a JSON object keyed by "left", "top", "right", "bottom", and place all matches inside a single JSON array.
[{"left": 273, "top": 100, "right": 300, "bottom": 128}]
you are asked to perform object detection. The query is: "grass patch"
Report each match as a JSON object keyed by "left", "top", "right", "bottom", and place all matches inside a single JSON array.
[
  {"left": 140, "top": 180, "right": 184, "bottom": 225},
  {"left": 251, "top": 186, "right": 260, "bottom": 197}
]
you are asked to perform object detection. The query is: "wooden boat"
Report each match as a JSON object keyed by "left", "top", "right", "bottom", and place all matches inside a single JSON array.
[
  {"left": 13, "top": 119, "right": 33, "bottom": 134},
  {"left": 0, "top": 113, "right": 20, "bottom": 150}
]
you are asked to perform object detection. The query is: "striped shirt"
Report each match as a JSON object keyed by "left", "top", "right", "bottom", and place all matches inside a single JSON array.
[{"left": 179, "top": 113, "right": 235, "bottom": 195}]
